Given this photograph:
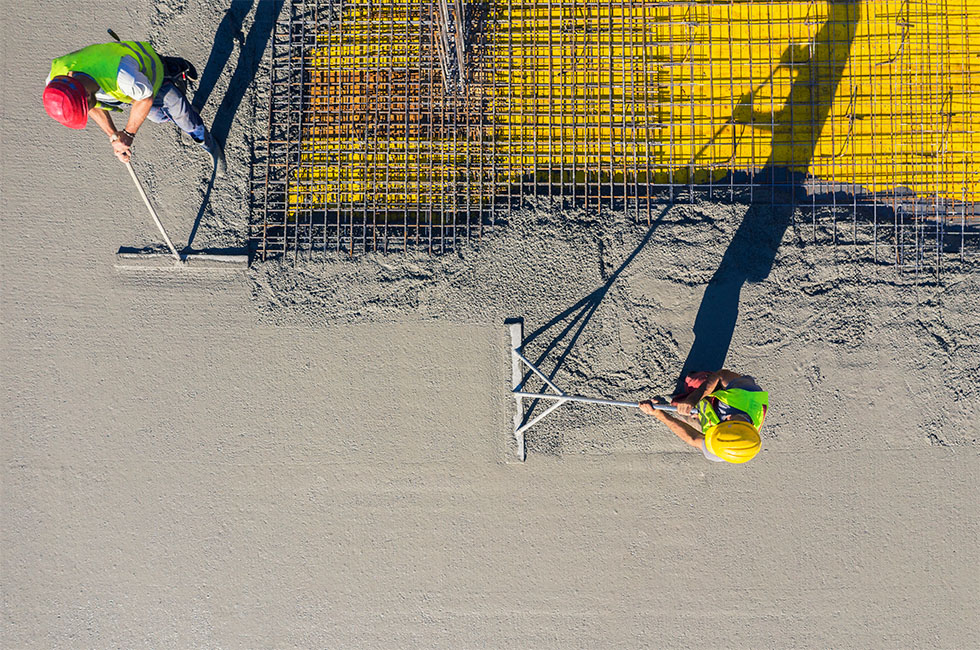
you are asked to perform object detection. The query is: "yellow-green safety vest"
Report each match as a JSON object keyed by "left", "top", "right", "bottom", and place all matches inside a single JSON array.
[
  {"left": 49, "top": 42, "right": 164, "bottom": 104},
  {"left": 697, "top": 388, "right": 769, "bottom": 434}
]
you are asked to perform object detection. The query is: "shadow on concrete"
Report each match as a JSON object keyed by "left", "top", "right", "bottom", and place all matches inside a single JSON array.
[
  {"left": 678, "top": 0, "right": 862, "bottom": 386},
  {"left": 192, "top": 0, "right": 285, "bottom": 149},
  {"left": 183, "top": 158, "right": 217, "bottom": 252},
  {"left": 518, "top": 205, "right": 671, "bottom": 429},
  {"left": 184, "top": 1, "right": 283, "bottom": 247}
]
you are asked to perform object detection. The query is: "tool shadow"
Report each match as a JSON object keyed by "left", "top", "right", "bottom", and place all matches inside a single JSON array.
[
  {"left": 183, "top": 159, "right": 217, "bottom": 253},
  {"left": 518, "top": 205, "right": 670, "bottom": 434}
]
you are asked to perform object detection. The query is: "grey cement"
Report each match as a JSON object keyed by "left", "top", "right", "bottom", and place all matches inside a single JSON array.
[
  {"left": 253, "top": 202, "right": 980, "bottom": 456},
  {"left": 3, "top": 1, "right": 979, "bottom": 648}
]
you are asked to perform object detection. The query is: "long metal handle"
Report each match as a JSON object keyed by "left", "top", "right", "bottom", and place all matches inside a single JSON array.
[
  {"left": 125, "top": 161, "right": 182, "bottom": 262},
  {"left": 513, "top": 391, "right": 697, "bottom": 415}
]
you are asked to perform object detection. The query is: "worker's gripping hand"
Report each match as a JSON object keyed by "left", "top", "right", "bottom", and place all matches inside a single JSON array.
[
  {"left": 111, "top": 131, "right": 133, "bottom": 163},
  {"left": 676, "top": 400, "right": 695, "bottom": 417},
  {"left": 639, "top": 396, "right": 669, "bottom": 418}
]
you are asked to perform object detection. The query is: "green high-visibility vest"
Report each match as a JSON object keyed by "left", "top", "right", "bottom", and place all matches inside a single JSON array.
[
  {"left": 49, "top": 42, "right": 164, "bottom": 104},
  {"left": 697, "top": 388, "right": 769, "bottom": 434}
]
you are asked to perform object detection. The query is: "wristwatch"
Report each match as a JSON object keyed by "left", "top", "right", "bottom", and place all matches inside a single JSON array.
[{"left": 109, "top": 133, "right": 119, "bottom": 143}]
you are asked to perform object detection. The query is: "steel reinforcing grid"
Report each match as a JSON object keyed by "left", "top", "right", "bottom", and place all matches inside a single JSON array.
[{"left": 250, "top": 0, "right": 980, "bottom": 275}]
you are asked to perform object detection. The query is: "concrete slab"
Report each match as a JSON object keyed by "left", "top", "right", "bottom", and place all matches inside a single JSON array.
[{"left": 2, "top": 2, "right": 978, "bottom": 648}]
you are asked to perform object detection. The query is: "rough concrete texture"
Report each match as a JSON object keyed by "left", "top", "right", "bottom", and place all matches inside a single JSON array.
[
  {"left": 2, "top": 2, "right": 978, "bottom": 648},
  {"left": 253, "top": 202, "right": 980, "bottom": 456}
]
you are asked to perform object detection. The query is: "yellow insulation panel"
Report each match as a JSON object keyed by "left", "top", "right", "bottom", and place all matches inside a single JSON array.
[{"left": 288, "top": 0, "right": 980, "bottom": 213}]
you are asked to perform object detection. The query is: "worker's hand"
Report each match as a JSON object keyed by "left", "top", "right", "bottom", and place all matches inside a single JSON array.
[
  {"left": 677, "top": 399, "right": 695, "bottom": 417},
  {"left": 639, "top": 396, "right": 668, "bottom": 418},
  {"left": 111, "top": 131, "right": 133, "bottom": 163}
]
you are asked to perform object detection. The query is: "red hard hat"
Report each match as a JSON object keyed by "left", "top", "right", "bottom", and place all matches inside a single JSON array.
[{"left": 43, "top": 75, "right": 90, "bottom": 129}]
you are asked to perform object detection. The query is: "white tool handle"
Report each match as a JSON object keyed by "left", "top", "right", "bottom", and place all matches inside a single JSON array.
[
  {"left": 125, "top": 161, "right": 182, "bottom": 262},
  {"left": 513, "top": 391, "right": 698, "bottom": 415}
]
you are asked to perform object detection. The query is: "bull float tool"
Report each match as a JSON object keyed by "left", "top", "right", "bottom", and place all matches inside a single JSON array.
[
  {"left": 107, "top": 27, "right": 246, "bottom": 271},
  {"left": 508, "top": 319, "right": 695, "bottom": 461},
  {"left": 114, "top": 159, "right": 248, "bottom": 270}
]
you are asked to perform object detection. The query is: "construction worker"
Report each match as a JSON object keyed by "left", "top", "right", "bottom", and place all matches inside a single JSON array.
[
  {"left": 43, "top": 40, "right": 226, "bottom": 175},
  {"left": 640, "top": 369, "right": 767, "bottom": 464}
]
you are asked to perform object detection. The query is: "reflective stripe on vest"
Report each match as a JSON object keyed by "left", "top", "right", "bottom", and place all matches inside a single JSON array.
[
  {"left": 696, "top": 388, "right": 769, "bottom": 434},
  {"left": 49, "top": 42, "right": 164, "bottom": 104}
]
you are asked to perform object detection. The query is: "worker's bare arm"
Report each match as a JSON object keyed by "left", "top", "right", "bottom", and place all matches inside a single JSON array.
[
  {"left": 639, "top": 401, "right": 703, "bottom": 448},
  {"left": 89, "top": 107, "right": 132, "bottom": 162},
  {"left": 106, "top": 97, "right": 154, "bottom": 163},
  {"left": 676, "top": 368, "right": 743, "bottom": 415},
  {"left": 124, "top": 97, "right": 153, "bottom": 136},
  {"left": 88, "top": 106, "right": 118, "bottom": 138}
]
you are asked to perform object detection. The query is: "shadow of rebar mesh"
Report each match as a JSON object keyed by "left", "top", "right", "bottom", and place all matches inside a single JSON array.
[{"left": 250, "top": 0, "right": 980, "bottom": 276}]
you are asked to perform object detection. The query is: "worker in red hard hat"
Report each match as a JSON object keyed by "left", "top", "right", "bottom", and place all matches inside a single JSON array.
[
  {"left": 640, "top": 369, "right": 767, "bottom": 464},
  {"left": 44, "top": 40, "right": 225, "bottom": 176}
]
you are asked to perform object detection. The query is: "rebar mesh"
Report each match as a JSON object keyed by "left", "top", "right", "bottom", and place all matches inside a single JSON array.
[{"left": 251, "top": 0, "right": 980, "bottom": 273}]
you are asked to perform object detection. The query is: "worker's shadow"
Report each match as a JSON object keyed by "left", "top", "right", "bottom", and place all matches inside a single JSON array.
[
  {"left": 192, "top": 0, "right": 284, "bottom": 142},
  {"left": 678, "top": 0, "right": 861, "bottom": 387},
  {"left": 185, "top": 0, "right": 285, "bottom": 251}
]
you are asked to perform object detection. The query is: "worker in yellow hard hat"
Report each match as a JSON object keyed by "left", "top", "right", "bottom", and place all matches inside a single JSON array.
[{"left": 640, "top": 369, "right": 767, "bottom": 464}]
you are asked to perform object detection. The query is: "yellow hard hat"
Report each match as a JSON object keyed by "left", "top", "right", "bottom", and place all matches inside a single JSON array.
[{"left": 704, "top": 420, "right": 761, "bottom": 464}]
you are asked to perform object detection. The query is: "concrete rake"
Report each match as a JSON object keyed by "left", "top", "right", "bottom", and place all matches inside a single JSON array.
[
  {"left": 508, "top": 318, "right": 695, "bottom": 461},
  {"left": 114, "top": 160, "right": 248, "bottom": 270}
]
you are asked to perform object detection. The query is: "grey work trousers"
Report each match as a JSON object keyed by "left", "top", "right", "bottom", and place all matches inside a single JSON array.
[{"left": 146, "top": 81, "right": 206, "bottom": 141}]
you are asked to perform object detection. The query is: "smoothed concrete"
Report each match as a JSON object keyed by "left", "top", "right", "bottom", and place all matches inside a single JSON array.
[{"left": 3, "top": 2, "right": 978, "bottom": 648}]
